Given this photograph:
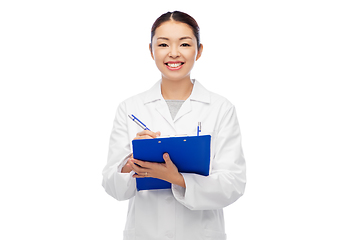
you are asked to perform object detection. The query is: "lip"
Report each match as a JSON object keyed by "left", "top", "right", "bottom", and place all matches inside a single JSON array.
[
  {"left": 165, "top": 61, "right": 184, "bottom": 64},
  {"left": 164, "top": 61, "right": 184, "bottom": 71}
]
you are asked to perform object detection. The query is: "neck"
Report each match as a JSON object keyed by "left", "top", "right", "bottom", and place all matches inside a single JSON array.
[{"left": 161, "top": 77, "right": 194, "bottom": 100}]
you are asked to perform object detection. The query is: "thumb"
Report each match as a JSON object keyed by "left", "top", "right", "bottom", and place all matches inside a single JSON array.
[{"left": 163, "top": 153, "right": 171, "bottom": 163}]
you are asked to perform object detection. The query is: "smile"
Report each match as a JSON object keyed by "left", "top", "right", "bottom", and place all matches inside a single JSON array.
[{"left": 165, "top": 62, "right": 184, "bottom": 71}]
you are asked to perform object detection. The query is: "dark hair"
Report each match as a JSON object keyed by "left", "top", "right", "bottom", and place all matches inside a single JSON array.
[{"left": 150, "top": 11, "right": 201, "bottom": 50}]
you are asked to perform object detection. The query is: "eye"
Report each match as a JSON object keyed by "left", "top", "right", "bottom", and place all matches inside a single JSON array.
[
  {"left": 158, "top": 43, "right": 168, "bottom": 47},
  {"left": 181, "top": 43, "right": 191, "bottom": 47}
]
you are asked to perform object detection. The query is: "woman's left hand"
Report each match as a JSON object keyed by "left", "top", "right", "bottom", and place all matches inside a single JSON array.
[{"left": 129, "top": 153, "right": 186, "bottom": 188}]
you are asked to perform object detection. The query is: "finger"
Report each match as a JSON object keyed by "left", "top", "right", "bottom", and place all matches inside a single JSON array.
[
  {"left": 132, "top": 169, "right": 151, "bottom": 177},
  {"left": 132, "top": 159, "right": 151, "bottom": 169},
  {"left": 129, "top": 160, "right": 147, "bottom": 173},
  {"left": 134, "top": 135, "right": 152, "bottom": 140},
  {"left": 127, "top": 156, "right": 135, "bottom": 167},
  {"left": 163, "top": 153, "right": 171, "bottom": 163},
  {"left": 132, "top": 172, "right": 150, "bottom": 178},
  {"left": 136, "top": 130, "right": 159, "bottom": 139},
  {"left": 121, "top": 162, "right": 133, "bottom": 173}
]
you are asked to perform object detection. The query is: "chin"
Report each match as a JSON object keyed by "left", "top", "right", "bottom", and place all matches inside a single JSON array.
[{"left": 162, "top": 73, "right": 191, "bottom": 82}]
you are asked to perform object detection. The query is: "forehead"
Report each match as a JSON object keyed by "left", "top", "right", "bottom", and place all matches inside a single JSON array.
[{"left": 154, "top": 21, "right": 194, "bottom": 40}]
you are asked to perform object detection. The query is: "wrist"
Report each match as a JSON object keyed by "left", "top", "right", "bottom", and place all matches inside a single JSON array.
[{"left": 172, "top": 173, "right": 186, "bottom": 188}]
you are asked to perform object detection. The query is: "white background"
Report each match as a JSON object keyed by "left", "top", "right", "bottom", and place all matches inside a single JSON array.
[{"left": 1, "top": 0, "right": 359, "bottom": 239}]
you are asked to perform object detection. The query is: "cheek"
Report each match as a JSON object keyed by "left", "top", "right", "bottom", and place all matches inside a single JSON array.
[
  {"left": 183, "top": 49, "right": 197, "bottom": 61},
  {"left": 153, "top": 51, "right": 166, "bottom": 63}
]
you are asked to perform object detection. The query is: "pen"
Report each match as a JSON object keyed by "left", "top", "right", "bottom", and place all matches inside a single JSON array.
[
  {"left": 128, "top": 114, "right": 151, "bottom": 131},
  {"left": 197, "top": 122, "right": 201, "bottom": 136}
]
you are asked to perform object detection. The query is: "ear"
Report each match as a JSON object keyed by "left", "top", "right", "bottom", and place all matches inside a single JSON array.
[
  {"left": 195, "top": 44, "right": 203, "bottom": 61},
  {"left": 149, "top": 43, "right": 154, "bottom": 60}
]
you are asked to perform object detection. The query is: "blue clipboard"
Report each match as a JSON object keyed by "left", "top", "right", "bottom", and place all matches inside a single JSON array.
[{"left": 132, "top": 135, "right": 211, "bottom": 191}]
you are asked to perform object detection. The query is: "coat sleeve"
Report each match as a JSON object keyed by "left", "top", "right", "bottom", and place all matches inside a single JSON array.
[
  {"left": 102, "top": 102, "right": 136, "bottom": 201},
  {"left": 172, "top": 105, "right": 246, "bottom": 210}
]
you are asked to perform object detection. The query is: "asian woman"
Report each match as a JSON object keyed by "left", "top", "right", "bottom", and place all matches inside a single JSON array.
[{"left": 102, "top": 11, "right": 246, "bottom": 240}]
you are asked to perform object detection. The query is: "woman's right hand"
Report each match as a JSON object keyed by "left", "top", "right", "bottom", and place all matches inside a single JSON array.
[
  {"left": 121, "top": 130, "right": 161, "bottom": 173},
  {"left": 134, "top": 130, "right": 161, "bottom": 140}
]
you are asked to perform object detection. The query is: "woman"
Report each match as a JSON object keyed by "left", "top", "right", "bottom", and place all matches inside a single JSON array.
[{"left": 102, "top": 11, "right": 246, "bottom": 240}]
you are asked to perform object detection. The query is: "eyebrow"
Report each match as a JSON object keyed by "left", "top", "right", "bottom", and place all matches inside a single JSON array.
[{"left": 157, "top": 36, "right": 193, "bottom": 41}]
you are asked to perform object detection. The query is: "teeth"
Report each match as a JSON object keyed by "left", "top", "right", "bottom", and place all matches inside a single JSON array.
[{"left": 167, "top": 63, "right": 182, "bottom": 68}]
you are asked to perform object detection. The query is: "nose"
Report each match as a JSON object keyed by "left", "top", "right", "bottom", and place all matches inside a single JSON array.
[{"left": 168, "top": 46, "right": 180, "bottom": 58}]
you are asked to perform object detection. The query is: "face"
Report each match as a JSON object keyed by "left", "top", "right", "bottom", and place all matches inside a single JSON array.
[{"left": 150, "top": 21, "right": 203, "bottom": 82}]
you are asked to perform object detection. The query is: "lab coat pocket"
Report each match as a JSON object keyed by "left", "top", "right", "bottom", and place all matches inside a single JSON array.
[
  {"left": 123, "top": 229, "right": 135, "bottom": 240},
  {"left": 203, "top": 229, "right": 227, "bottom": 240}
]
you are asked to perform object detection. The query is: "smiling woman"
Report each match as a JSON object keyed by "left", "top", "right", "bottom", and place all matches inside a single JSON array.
[
  {"left": 102, "top": 11, "right": 246, "bottom": 240},
  {"left": 149, "top": 20, "right": 203, "bottom": 98}
]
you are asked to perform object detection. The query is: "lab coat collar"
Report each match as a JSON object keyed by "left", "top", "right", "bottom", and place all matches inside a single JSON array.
[{"left": 143, "top": 79, "right": 211, "bottom": 104}]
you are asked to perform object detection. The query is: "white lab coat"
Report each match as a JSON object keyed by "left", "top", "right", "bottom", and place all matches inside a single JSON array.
[{"left": 102, "top": 79, "right": 246, "bottom": 240}]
